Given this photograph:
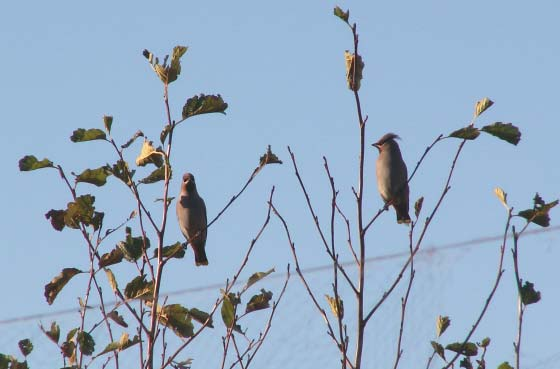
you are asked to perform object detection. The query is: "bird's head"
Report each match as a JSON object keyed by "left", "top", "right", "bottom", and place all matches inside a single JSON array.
[
  {"left": 182, "top": 173, "right": 197, "bottom": 193},
  {"left": 372, "top": 132, "right": 400, "bottom": 152}
]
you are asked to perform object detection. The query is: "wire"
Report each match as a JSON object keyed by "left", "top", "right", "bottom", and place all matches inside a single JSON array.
[{"left": 0, "top": 225, "right": 558, "bottom": 326}]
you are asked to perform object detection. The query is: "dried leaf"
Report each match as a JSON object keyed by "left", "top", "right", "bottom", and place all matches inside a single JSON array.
[
  {"left": 436, "top": 315, "right": 450, "bottom": 337},
  {"left": 325, "top": 294, "right": 344, "bottom": 319},
  {"left": 474, "top": 97, "right": 494, "bottom": 118},
  {"left": 344, "top": 51, "right": 364, "bottom": 91},
  {"left": 135, "top": 139, "right": 165, "bottom": 167},
  {"left": 245, "top": 268, "right": 275, "bottom": 290},
  {"left": 494, "top": 187, "right": 508, "bottom": 209},
  {"left": 44, "top": 268, "right": 82, "bottom": 305}
]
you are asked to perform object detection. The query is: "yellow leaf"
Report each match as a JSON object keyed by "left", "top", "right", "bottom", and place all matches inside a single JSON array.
[
  {"left": 135, "top": 139, "right": 165, "bottom": 167},
  {"left": 474, "top": 97, "right": 494, "bottom": 118},
  {"left": 494, "top": 187, "right": 509, "bottom": 210},
  {"left": 105, "top": 269, "right": 118, "bottom": 293},
  {"left": 344, "top": 51, "right": 364, "bottom": 92}
]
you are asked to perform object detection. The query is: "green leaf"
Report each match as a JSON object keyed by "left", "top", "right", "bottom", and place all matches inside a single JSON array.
[
  {"left": 430, "top": 341, "right": 445, "bottom": 361},
  {"left": 446, "top": 342, "right": 478, "bottom": 356},
  {"left": 121, "top": 130, "right": 144, "bottom": 149},
  {"left": 18, "top": 339, "right": 33, "bottom": 357},
  {"left": 124, "top": 275, "right": 154, "bottom": 300},
  {"left": 92, "top": 211, "right": 104, "bottom": 231},
  {"left": 333, "top": 6, "right": 350, "bottom": 23},
  {"left": 96, "top": 333, "right": 139, "bottom": 357},
  {"left": 45, "top": 209, "right": 66, "bottom": 231},
  {"left": 160, "top": 124, "right": 171, "bottom": 144},
  {"left": 107, "top": 310, "right": 128, "bottom": 328},
  {"left": 64, "top": 195, "right": 97, "bottom": 229},
  {"left": 105, "top": 269, "right": 118, "bottom": 293},
  {"left": 414, "top": 196, "right": 424, "bottom": 218},
  {"left": 77, "top": 331, "right": 95, "bottom": 356},
  {"left": 70, "top": 128, "right": 107, "bottom": 143},
  {"left": 153, "top": 242, "right": 185, "bottom": 259},
  {"left": 325, "top": 294, "right": 344, "bottom": 319},
  {"left": 518, "top": 193, "right": 558, "bottom": 227},
  {"left": 168, "top": 45, "right": 188, "bottom": 83},
  {"left": 103, "top": 115, "right": 113, "bottom": 134},
  {"left": 99, "top": 248, "right": 124, "bottom": 268},
  {"left": 44, "top": 268, "right": 82, "bottom": 305},
  {"left": 246, "top": 289, "right": 273, "bottom": 313},
  {"left": 520, "top": 281, "right": 541, "bottom": 305},
  {"left": 40, "top": 321, "right": 60, "bottom": 344},
  {"left": 76, "top": 166, "right": 112, "bottom": 187},
  {"left": 478, "top": 337, "right": 491, "bottom": 348},
  {"left": 459, "top": 357, "right": 473, "bottom": 369},
  {"left": 474, "top": 97, "right": 494, "bottom": 118},
  {"left": 158, "top": 304, "right": 194, "bottom": 338},
  {"left": 182, "top": 94, "right": 228, "bottom": 120},
  {"left": 18, "top": 155, "right": 54, "bottom": 171},
  {"left": 221, "top": 292, "right": 242, "bottom": 333},
  {"left": 480, "top": 122, "right": 521, "bottom": 145},
  {"left": 188, "top": 308, "right": 213, "bottom": 328},
  {"left": 0, "top": 354, "right": 17, "bottom": 369},
  {"left": 497, "top": 362, "right": 514, "bottom": 369},
  {"left": 139, "top": 166, "right": 167, "bottom": 184},
  {"left": 135, "top": 139, "right": 164, "bottom": 167},
  {"left": 117, "top": 227, "right": 149, "bottom": 262},
  {"left": 344, "top": 51, "right": 364, "bottom": 91},
  {"left": 449, "top": 126, "right": 480, "bottom": 140},
  {"left": 108, "top": 160, "right": 135, "bottom": 186},
  {"left": 143, "top": 46, "right": 188, "bottom": 84},
  {"left": 245, "top": 268, "right": 275, "bottom": 290},
  {"left": 436, "top": 315, "right": 451, "bottom": 337},
  {"left": 66, "top": 327, "right": 79, "bottom": 341}
]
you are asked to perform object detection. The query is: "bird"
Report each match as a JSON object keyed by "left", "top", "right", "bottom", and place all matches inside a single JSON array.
[
  {"left": 176, "top": 172, "right": 208, "bottom": 266},
  {"left": 372, "top": 133, "right": 411, "bottom": 224}
]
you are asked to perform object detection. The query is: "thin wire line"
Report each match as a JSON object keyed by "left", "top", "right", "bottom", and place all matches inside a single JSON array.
[{"left": 1, "top": 225, "right": 558, "bottom": 326}]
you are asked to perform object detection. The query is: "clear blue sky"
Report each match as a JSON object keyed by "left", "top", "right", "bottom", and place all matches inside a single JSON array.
[{"left": 1, "top": 1, "right": 559, "bottom": 368}]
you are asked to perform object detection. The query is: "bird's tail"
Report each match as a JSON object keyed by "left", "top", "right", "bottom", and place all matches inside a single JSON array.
[
  {"left": 395, "top": 204, "right": 411, "bottom": 225},
  {"left": 193, "top": 245, "right": 209, "bottom": 266}
]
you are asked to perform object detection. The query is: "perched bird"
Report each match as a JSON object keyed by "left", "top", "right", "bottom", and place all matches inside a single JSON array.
[
  {"left": 372, "top": 133, "right": 411, "bottom": 224},
  {"left": 176, "top": 173, "right": 208, "bottom": 266}
]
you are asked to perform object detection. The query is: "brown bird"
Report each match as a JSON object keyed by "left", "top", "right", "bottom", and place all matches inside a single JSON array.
[
  {"left": 176, "top": 173, "right": 208, "bottom": 266},
  {"left": 372, "top": 133, "right": 411, "bottom": 224}
]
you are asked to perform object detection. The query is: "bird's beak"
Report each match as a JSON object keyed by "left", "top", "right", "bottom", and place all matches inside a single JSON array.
[{"left": 372, "top": 143, "right": 380, "bottom": 151}]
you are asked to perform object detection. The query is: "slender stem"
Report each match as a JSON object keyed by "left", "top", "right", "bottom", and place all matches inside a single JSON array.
[
  {"left": 271, "top": 201, "right": 355, "bottom": 369},
  {"left": 288, "top": 148, "right": 358, "bottom": 294},
  {"left": 323, "top": 157, "right": 349, "bottom": 368},
  {"left": 392, "top": 223, "right": 416, "bottom": 369},
  {"left": 442, "top": 207, "right": 512, "bottom": 369}
]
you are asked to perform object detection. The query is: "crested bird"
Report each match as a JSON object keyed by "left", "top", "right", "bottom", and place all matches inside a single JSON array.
[
  {"left": 176, "top": 173, "right": 208, "bottom": 266},
  {"left": 372, "top": 133, "right": 411, "bottom": 224}
]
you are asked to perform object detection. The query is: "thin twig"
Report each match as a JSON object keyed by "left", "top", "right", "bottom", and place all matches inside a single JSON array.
[
  {"left": 288, "top": 147, "right": 358, "bottom": 295},
  {"left": 392, "top": 222, "right": 416, "bottom": 369},
  {"left": 271, "top": 201, "right": 355, "bottom": 369},
  {"left": 442, "top": 207, "right": 513, "bottom": 369}
]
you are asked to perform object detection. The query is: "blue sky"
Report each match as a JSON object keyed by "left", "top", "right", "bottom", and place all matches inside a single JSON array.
[{"left": 1, "top": 1, "right": 559, "bottom": 368}]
